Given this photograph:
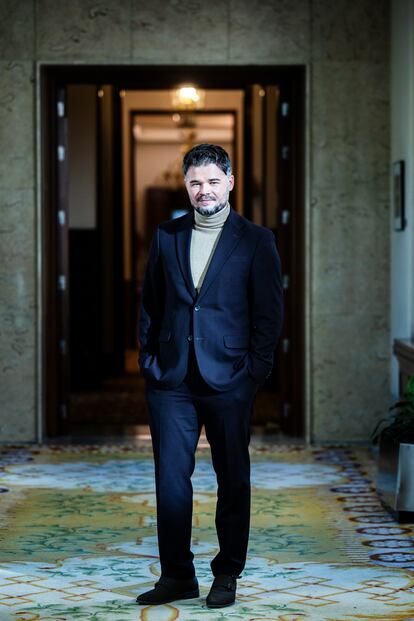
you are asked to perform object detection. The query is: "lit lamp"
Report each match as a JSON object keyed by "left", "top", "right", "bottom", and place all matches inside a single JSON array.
[
  {"left": 171, "top": 84, "right": 205, "bottom": 167},
  {"left": 171, "top": 85, "right": 205, "bottom": 111}
]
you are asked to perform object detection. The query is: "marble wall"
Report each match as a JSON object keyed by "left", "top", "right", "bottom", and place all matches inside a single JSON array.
[{"left": 0, "top": 0, "right": 390, "bottom": 442}]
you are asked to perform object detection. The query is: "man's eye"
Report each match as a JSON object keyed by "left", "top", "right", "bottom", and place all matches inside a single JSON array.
[{"left": 211, "top": 181, "right": 219, "bottom": 185}]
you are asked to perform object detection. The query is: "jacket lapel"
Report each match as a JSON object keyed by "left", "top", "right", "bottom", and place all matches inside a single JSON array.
[
  {"left": 196, "top": 208, "right": 246, "bottom": 303},
  {"left": 175, "top": 211, "right": 197, "bottom": 299}
]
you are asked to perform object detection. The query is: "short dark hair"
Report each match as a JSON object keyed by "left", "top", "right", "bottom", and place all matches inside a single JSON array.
[{"left": 182, "top": 143, "right": 232, "bottom": 177}]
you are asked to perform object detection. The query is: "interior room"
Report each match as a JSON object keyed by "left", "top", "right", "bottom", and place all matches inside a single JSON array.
[{"left": 51, "top": 77, "right": 304, "bottom": 440}]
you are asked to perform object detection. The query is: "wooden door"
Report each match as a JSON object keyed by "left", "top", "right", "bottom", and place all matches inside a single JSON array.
[
  {"left": 56, "top": 86, "right": 71, "bottom": 427},
  {"left": 245, "top": 81, "right": 303, "bottom": 436}
]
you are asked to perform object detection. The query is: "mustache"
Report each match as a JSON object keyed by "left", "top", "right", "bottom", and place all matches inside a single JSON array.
[{"left": 197, "top": 195, "right": 216, "bottom": 202}]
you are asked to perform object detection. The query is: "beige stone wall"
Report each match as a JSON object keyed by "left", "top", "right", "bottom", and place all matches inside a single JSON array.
[
  {"left": 0, "top": 0, "right": 390, "bottom": 442},
  {"left": 390, "top": 0, "right": 414, "bottom": 396}
]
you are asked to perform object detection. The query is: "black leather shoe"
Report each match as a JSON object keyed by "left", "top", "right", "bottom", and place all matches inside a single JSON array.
[
  {"left": 136, "top": 576, "right": 199, "bottom": 605},
  {"left": 206, "top": 574, "right": 239, "bottom": 608}
]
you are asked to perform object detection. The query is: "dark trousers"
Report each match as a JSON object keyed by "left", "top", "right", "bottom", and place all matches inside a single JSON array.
[{"left": 145, "top": 344, "right": 257, "bottom": 579}]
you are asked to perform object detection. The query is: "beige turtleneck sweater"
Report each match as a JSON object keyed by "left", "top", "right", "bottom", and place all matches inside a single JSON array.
[{"left": 190, "top": 202, "right": 230, "bottom": 293}]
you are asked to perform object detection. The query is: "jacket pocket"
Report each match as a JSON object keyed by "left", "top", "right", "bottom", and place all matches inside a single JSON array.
[
  {"left": 223, "top": 334, "right": 249, "bottom": 349},
  {"left": 158, "top": 328, "right": 171, "bottom": 342}
]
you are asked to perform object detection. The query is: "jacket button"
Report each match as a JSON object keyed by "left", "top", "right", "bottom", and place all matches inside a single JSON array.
[
  {"left": 187, "top": 335, "right": 193, "bottom": 341},
  {"left": 194, "top": 305, "right": 200, "bottom": 312}
]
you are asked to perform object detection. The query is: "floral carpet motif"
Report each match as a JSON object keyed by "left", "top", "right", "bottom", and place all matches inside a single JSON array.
[{"left": 0, "top": 442, "right": 413, "bottom": 620}]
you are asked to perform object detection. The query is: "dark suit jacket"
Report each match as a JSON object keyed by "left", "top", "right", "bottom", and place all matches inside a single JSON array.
[{"left": 138, "top": 207, "right": 284, "bottom": 391}]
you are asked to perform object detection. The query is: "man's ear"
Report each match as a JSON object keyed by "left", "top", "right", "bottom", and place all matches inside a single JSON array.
[{"left": 228, "top": 175, "right": 235, "bottom": 191}]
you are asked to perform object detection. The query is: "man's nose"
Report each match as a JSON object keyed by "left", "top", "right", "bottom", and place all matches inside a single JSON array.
[{"left": 199, "top": 183, "right": 211, "bottom": 194}]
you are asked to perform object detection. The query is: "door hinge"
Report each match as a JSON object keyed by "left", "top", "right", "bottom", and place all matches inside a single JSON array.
[
  {"left": 57, "top": 210, "right": 66, "bottom": 226},
  {"left": 57, "top": 146, "right": 65, "bottom": 161},
  {"left": 57, "top": 101, "right": 65, "bottom": 117},
  {"left": 58, "top": 339, "right": 67, "bottom": 354},
  {"left": 282, "top": 146, "right": 290, "bottom": 160},
  {"left": 58, "top": 275, "right": 66, "bottom": 291},
  {"left": 283, "top": 274, "right": 290, "bottom": 289},
  {"left": 282, "top": 338, "right": 290, "bottom": 353},
  {"left": 281, "top": 101, "right": 289, "bottom": 117},
  {"left": 59, "top": 403, "right": 68, "bottom": 420},
  {"left": 283, "top": 402, "right": 292, "bottom": 418},
  {"left": 281, "top": 210, "right": 290, "bottom": 224}
]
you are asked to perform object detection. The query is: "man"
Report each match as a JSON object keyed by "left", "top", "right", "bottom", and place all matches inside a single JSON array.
[{"left": 136, "top": 144, "right": 283, "bottom": 608}]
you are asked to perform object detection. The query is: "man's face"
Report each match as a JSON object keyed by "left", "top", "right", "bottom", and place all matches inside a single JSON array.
[{"left": 184, "top": 163, "right": 234, "bottom": 216}]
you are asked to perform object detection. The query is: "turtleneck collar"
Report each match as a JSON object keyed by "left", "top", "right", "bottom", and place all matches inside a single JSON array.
[{"left": 193, "top": 202, "right": 230, "bottom": 230}]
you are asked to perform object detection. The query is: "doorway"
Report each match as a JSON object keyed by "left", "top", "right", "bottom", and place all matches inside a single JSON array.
[{"left": 40, "top": 65, "right": 305, "bottom": 439}]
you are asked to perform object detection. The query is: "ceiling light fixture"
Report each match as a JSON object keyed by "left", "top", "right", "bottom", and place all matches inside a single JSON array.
[{"left": 171, "top": 84, "right": 205, "bottom": 110}]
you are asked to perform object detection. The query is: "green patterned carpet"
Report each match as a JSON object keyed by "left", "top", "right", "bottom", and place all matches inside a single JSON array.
[{"left": 0, "top": 442, "right": 413, "bottom": 620}]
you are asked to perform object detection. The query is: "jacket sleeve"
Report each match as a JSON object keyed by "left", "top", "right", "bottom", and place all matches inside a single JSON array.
[
  {"left": 138, "top": 227, "right": 165, "bottom": 370},
  {"left": 248, "top": 229, "right": 284, "bottom": 383}
]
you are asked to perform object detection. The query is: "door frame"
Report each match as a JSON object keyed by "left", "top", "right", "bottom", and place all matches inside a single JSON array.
[{"left": 38, "top": 63, "right": 306, "bottom": 440}]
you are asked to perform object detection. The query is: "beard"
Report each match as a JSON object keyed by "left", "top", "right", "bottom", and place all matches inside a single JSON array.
[{"left": 193, "top": 198, "right": 228, "bottom": 217}]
